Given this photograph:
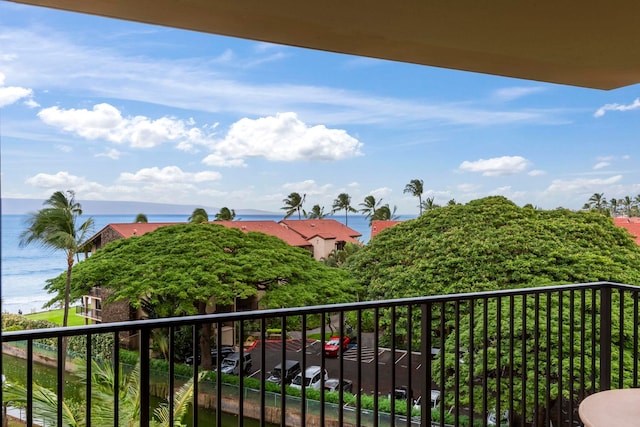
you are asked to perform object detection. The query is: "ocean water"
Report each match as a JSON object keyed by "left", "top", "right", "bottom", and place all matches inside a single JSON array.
[{"left": 1, "top": 213, "right": 412, "bottom": 314}]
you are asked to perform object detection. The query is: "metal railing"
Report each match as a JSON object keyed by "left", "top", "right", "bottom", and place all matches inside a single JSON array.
[
  {"left": 2, "top": 281, "right": 639, "bottom": 427},
  {"left": 75, "top": 305, "right": 102, "bottom": 321}
]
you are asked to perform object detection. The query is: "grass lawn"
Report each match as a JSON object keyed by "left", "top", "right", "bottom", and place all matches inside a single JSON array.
[{"left": 26, "top": 308, "right": 85, "bottom": 326}]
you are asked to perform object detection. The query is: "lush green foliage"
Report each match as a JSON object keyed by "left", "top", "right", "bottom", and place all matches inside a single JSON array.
[
  {"left": 346, "top": 196, "right": 640, "bottom": 299},
  {"left": 322, "top": 242, "right": 362, "bottom": 267},
  {"left": 2, "top": 313, "right": 58, "bottom": 332},
  {"left": 2, "top": 313, "right": 114, "bottom": 361},
  {"left": 345, "top": 196, "right": 640, "bottom": 422},
  {"left": 46, "top": 223, "right": 358, "bottom": 311}
]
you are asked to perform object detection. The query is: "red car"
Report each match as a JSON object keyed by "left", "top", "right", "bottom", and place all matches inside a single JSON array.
[{"left": 324, "top": 336, "right": 350, "bottom": 357}]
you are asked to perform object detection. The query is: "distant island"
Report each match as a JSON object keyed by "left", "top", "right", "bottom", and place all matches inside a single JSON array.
[{"left": 1, "top": 198, "right": 278, "bottom": 216}]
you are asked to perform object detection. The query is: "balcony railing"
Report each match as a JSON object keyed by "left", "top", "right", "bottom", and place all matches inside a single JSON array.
[
  {"left": 75, "top": 305, "right": 102, "bottom": 321},
  {"left": 2, "top": 281, "right": 639, "bottom": 427}
]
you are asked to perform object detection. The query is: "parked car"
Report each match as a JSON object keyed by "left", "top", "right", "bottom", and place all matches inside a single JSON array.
[
  {"left": 487, "top": 410, "right": 509, "bottom": 426},
  {"left": 390, "top": 385, "right": 413, "bottom": 401},
  {"left": 185, "top": 345, "right": 234, "bottom": 365},
  {"left": 266, "top": 360, "right": 301, "bottom": 385},
  {"left": 324, "top": 378, "right": 353, "bottom": 393},
  {"left": 290, "top": 365, "right": 328, "bottom": 390},
  {"left": 219, "top": 352, "right": 252, "bottom": 375},
  {"left": 324, "top": 336, "right": 351, "bottom": 357}
]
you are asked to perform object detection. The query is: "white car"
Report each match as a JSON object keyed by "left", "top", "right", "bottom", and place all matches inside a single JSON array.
[
  {"left": 290, "top": 365, "right": 328, "bottom": 390},
  {"left": 487, "top": 410, "right": 509, "bottom": 426}
]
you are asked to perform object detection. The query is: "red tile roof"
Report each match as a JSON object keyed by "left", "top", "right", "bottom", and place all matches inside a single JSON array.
[
  {"left": 370, "top": 220, "right": 402, "bottom": 239},
  {"left": 613, "top": 217, "right": 640, "bottom": 245},
  {"left": 279, "top": 219, "right": 362, "bottom": 243},
  {"left": 86, "top": 221, "right": 312, "bottom": 249},
  {"left": 213, "top": 221, "right": 311, "bottom": 247},
  {"left": 107, "top": 222, "right": 180, "bottom": 238}
]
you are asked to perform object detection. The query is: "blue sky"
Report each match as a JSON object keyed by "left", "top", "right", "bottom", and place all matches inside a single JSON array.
[{"left": 1, "top": 2, "right": 639, "bottom": 215}]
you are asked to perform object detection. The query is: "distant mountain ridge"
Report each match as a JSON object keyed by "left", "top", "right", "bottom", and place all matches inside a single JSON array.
[{"left": 1, "top": 198, "right": 278, "bottom": 216}]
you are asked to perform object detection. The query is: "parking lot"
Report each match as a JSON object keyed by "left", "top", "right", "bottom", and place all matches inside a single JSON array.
[{"left": 246, "top": 338, "right": 426, "bottom": 401}]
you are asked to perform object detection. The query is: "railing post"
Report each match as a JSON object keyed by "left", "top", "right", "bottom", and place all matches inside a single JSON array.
[
  {"left": 139, "top": 327, "right": 150, "bottom": 427},
  {"left": 599, "top": 286, "right": 612, "bottom": 391},
  {"left": 420, "top": 303, "right": 431, "bottom": 427}
]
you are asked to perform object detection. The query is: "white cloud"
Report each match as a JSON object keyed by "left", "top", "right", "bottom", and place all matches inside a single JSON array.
[
  {"left": 282, "top": 179, "right": 332, "bottom": 196},
  {"left": 594, "top": 98, "right": 640, "bottom": 118},
  {"left": 24, "top": 98, "right": 40, "bottom": 108},
  {"left": 545, "top": 175, "right": 623, "bottom": 193},
  {"left": 528, "top": 169, "right": 545, "bottom": 176},
  {"left": 0, "top": 27, "right": 562, "bottom": 128},
  {"left": 118, "top": 166, "right": 221, "bottom": 184},
  {"left": 202, "top": 112, "right": 363, "bottom": 167},
  {"left": 55, "top": 144, "right": 73, "bottom": 153},
  {"left": 593, "top": 161, "right": 610, "bottom": 170},
  {"left": 22, "top": 169, "right": 221, "bottom": 204},
  {"left": 492, "top": 86, "right": 545, "bottom": 102},
  {"left": 458, "top": 156, "right": 530, "bottom": 176},
  {"left": 457, "top": 183, "right": 481, "bottom": 192},
  {"left": 38, "top": 103, "right": 217, "bottom": 149},
  {"left": 368, "top": 187, "right": 393, "bottom": 199},
  {"left": 25, "top": 171, "right": 87, "bottom": 188},
  {"left": 487, "top": 186, "right": 527, "bottom": 201},
  {"left": 95, "top": 148, "right": 121, "bottom": 160},
  {"left": 0, "top": 72, "right": 33, "bottom": 107}
]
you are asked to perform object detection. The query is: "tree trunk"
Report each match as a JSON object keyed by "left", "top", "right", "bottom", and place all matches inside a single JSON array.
[
  {"left": 64, "top": 255, "right": 73, "bottom": 327},
  {"left": 198, "top": 302, "right": 213, "bottom": 371},
  {"left": 60, "top": 255, "right": 73, "bottom": 385}
]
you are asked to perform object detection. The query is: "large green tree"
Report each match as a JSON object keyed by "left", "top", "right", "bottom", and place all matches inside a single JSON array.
[
  {"left": 332, "top": 193, "right": 357, "bottom": 226},
  {"left": 344, "top": 196, "right": 640, "bottom": 423},
  {"left": 347, "top": 196, "right": 640, "bottom": 299},
  {"left": 282, "top": 192, "right": 306, "bottom": 219},
  {"left": 20, "top": 190, "right": 94, "bottom": 327},
  {"left": 45, "top": 224, "right": 358, "bottom": 369}
]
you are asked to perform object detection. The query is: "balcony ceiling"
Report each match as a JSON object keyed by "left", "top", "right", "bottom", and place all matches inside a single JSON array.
[{"left": 9, "top": 0, "right": 640, "bottom": 90}]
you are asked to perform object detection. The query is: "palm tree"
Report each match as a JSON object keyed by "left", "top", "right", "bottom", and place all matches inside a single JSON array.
[
  {"left": 371, "top": 204, "right": 400, "bottom": 222},
  {"left": 634, "top": 194, "right": 640, "bottom": 217},
  {"left": 421, "top": 196, "right": 441, "bottom": 211},
  {"left": 3, "top": 360, "right": 202, "bottom": 427},
  {"left": 282, "top": 192, "right": 306, "bottom": 219},
  {"left": 332, "top": 193, "right": 357, "bottom": 226},
  {"left": 20, "top": 191, "right": 94, "bottom": 328},
  {"left": 609, "top": 198, "right": 620, "bottom": 217},
  {"left": 134, "top": 213, "right": 148, "bottom": 223},
  {"left": 359, "top": 195, "right": 382, "bottom": 224},
  {"left": 214, "top": 207, "right": 236, "bottom": 221},
  {"left": 188, "top": 207, "right": 209, "bottom": 223},
  {"left": 587, "top": 193, "right": 607, "bottom": 214},
  {"left": 620, "top": 195, "right": 633, "bottom": 217},
  {"left": 403, "top": 179, "right": 424, "bottom": 215},
  {"left": 306, "top": 204, "right": 326, "bottom": 219}
]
